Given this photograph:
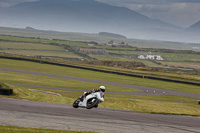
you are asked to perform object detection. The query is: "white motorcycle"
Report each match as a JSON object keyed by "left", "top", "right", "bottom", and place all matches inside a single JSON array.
[{"left": 73, "top": 91, "right": 104, "bottom": 109}]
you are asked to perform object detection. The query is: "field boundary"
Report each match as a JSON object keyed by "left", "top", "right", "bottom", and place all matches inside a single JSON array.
[{"left": 1, "top": 56, "right": 200, "bottom": 86}]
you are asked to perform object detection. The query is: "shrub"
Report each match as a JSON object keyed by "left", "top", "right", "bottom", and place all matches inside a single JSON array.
[{"left": 0, "top": 82, "right": 13, "bottom": 95}]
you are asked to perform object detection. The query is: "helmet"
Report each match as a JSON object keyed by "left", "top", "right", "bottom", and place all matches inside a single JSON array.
[{"left": 99, "top": 86, "right": 106, "bottom": 92}]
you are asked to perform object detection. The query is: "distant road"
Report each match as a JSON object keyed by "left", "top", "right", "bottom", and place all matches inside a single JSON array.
[
  {"left": 1, "top": 67, "right": 200, "bottom": 98},
  {"left": 0, "top": 97, "right": 200, "bottom": 133}
]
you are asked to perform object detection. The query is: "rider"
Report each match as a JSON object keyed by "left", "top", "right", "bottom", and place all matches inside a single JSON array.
[{"left": 79, "top": 86, "right": 106, "bottom": 101}]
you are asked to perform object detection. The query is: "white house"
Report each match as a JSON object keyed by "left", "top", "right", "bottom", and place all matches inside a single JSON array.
[{"left": 138, "top": 52, "right": 164, "bottom": 60}]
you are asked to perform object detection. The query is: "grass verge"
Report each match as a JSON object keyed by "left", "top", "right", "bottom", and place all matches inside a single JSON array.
[
  {"left": 101, "top": 97, "right": 200, "bottom": 116},
  {"left": 1, "top": 84, "right": 200, "bottom": 116},
  {"left": 0, "top": 58, "right": 200, "bottom": 94},
  {"left": 0, "top": 70, "right": 139, "bottom": 93},
  {"left": 0, "top": 125, "right": 96, "bottom": 133}
]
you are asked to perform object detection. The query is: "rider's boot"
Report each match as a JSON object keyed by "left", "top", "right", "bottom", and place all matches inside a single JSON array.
[
  {"left": 79, "top": 96, "right": 83, "bottom": 101},
  {"left": 79, "top": 94, "right": 85, "bottom": 101}
]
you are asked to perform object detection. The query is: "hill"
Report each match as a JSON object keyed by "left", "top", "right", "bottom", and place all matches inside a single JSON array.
[
  {"left": 98, "top": 32, "right": 127, "bottom": 39},
  {"left": 188, "top": 20, "right": 200, "bottom": 33},
  {"left": 1, "top": 0, "right": 195, "bottom": 42}
]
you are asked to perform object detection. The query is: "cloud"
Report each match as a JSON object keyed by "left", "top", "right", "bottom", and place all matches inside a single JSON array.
[
  {"left": 0, "top": 0, "right": 38, "bottom": 7},
  {"left": 96, "top": 0, "right": 200, "bottom": 27},
  {"left": 96, "top": 0, "right": 200, "bottom": 5},
  {"left": 135, "top": 2, "right": 200, "bottom": 27},
  {"left": 1, "top": 0, "right": 200, "bottom": 27},
  {"left": 159, "top": 3, "right": 200, "bottom": 27},
  {"left": 166, "top": 0, "right": 200, "bottom": 3}
]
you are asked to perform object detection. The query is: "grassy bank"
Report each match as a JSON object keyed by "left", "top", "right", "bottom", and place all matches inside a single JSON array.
[
  {"left": 0, "top": 125, "right": 96, "bottom": 133},
  {"left": 0, "top": 58, "right": 199, "bottom": 94},
  {"left": 0, "top": 70, "right": 139, "bottom": 93},
  {"left": 0, "top": 58, "right": 200, "bottom": 116},
  {"left": 1, "top": 84, "right": 199, "bottom": 116},
  {"left": 101, "top": 96, "right": 200, "bottom": 116}
]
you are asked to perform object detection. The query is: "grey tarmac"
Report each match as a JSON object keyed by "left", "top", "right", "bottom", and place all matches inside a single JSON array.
[{"left": 0, "top": 97, "right": 200, "bottom": 133}]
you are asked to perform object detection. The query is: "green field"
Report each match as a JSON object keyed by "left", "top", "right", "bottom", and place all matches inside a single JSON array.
[
  {"left": 0, "top": 35, "right": 88, "bottom": 47},
  {"left": 1, "top": 34, "right": 200, "bottom": 74},
  {"left": 1, "top": 28, "right": 200, "bottom": 50},
  {"left": 0, "top": 58, "right": 200, "bottom": 116},
  {"left": 0, "top": 41, "right": 82, "bottom": 59},
  {"left": 0, "top": 34, "right": 200, "bottom": 117},
  {"left": 0, "top": 70, "right": 139, "bottom": 93},
  {"left": 1, "top": 22, "right": 200, "bottom": 133},
  {"left": 1, "top": 83, "right": 200, "bottom": 116},
  {"left": 0, "top": 58, "right": 200, "bottom": 93}
]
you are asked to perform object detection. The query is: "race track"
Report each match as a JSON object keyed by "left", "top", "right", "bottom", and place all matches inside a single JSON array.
[
  {"left": 0, "top": 97, "right": 200, "bottom": 133},
  {"left": 1, "top": 68, "right": 200, "bottom": 98},
  {"left": 0, "top": 67, "right": 200, "bottom": 132}
]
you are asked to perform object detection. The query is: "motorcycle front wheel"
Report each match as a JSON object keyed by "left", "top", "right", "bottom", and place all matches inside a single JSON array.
[
  {"left": 73, "top": 99, "right": 80, "bottom": 108},
  {"left": 86, "top": 98, "right": 98, "bottom": 109}
]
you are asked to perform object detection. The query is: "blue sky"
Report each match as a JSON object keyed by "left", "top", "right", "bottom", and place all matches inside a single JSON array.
[{"left": 0, "top": 0, "right": 200, "bottom": 27}]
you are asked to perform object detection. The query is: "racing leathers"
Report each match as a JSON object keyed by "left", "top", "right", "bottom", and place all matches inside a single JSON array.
[{"left": 79, "top": 88, "right": 101, "bottom": 101}]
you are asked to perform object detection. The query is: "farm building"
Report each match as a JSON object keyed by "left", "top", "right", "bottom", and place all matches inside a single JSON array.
[
  {"left": 79, "top": 48, "right": 108, "bottom": 54},
  {"left": 138, "top": 52, "right": 164, "bottom": 60}
]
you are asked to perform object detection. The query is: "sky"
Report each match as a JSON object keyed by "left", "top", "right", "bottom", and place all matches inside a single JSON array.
[{"left": 0, "top": 0, "right": 200, "bottom": 28}]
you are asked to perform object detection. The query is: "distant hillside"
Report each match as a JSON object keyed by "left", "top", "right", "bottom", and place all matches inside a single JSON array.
[
  {"left": 98, "top": 32, "right": 127, "bottom": 39},
  {"left": 0, "top": 0, "right": 200, "bottom": 42},
  {"left": 0, "top": 0, "right": 184, "bottom": 41},
  {"left": 188, "top": 20, "right": 200, "bottom": 32},
  {"left": 1, "top": 26, "right": 200, "bottom": 51},
  {"left": 25, "top": 26, "right": 37, "bottom": 31}
]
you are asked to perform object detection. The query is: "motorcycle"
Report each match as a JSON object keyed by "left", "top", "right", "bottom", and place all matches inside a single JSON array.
[{"left": 73, "top": 91, "right": 104, "bottom": 109}]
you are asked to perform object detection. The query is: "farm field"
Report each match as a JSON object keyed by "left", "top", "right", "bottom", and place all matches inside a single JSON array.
[
  {"left": 0, "top": 35, "right": 200, "bottom": 73},
  {"left": 0, "top": 41, "right": 82, "bottom": 59},
  {"left": 1, "top": 27, "right": 200, "bottom": 50},
  {"left": 0, "top": 35, "right": 87, "bottom": 46}
]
